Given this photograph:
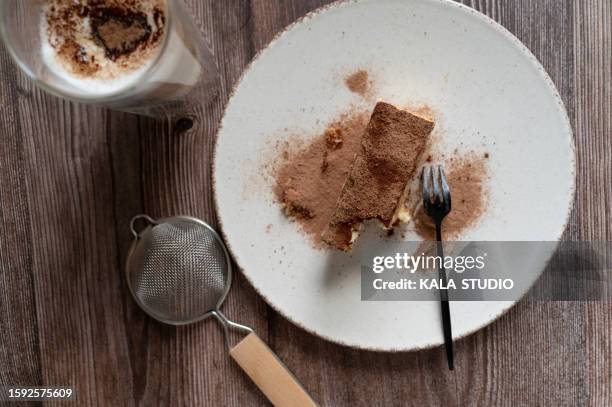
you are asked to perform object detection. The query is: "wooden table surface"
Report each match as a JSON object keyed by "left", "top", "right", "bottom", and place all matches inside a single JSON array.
[{"left": 0, "top": 1, "right": 610, "bottom": 406}]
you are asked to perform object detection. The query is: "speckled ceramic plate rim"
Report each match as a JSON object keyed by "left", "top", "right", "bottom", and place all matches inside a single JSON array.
[{"left": 211, "top": 0, "right": 576, "bottom": 351}]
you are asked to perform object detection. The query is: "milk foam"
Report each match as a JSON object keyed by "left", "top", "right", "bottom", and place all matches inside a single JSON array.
[
  {"left": 39, "top": 0, "right": 201, "bottom": 97},
  {"left": 41, "top": 34, "right": 157, "bottom": 96}
]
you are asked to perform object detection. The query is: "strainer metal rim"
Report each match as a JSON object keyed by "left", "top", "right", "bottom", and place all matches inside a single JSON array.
[{"left": 125, "top": 214, "right": 233, "bottom": 326}]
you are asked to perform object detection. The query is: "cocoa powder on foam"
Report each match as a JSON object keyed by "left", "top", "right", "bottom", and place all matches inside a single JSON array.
[{"left": 44, "top": 0, "right": 165, "bottom": 78}]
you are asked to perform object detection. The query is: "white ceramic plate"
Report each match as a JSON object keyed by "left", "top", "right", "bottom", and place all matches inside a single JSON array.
[{"left": 213, "top": 0, "right": 574, "bottom": 350}]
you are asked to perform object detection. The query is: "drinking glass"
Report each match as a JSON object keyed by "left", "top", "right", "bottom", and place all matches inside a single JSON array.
[{"left": 0, "top": 0, "right": 220, "bottom": 117}]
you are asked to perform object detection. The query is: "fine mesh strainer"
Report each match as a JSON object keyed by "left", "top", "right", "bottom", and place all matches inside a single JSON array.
[{"left": 126, "top": 215, "right": 316, "bottom": 407}]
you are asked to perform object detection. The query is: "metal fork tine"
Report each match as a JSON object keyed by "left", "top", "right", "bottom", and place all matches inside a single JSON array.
[
  {"left": 422, "top": 166, "right": 432, "bottom": 202},
  {"left": 432, "top": 166, "right": 442, "bottom": 204},
  {"left": 439, "top": 165, "right": 451, "bottom": 210}
]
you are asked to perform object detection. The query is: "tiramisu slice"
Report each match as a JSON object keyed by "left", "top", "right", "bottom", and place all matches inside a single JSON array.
[{"left": 322, "top": 102, "right": 435, "bottom": 251}]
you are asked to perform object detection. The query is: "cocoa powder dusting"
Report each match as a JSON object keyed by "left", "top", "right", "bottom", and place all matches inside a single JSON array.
[
  {"left": 44, "top": 0, "right": 165, "bottom": 79},
  {"left": 58, "top": 39, "right": 99, "bottom": 76},
  {"left": 273, "top": 99, "right": 489, "bottom": 248},
  {"left": 274, "top": 111, "right": 370, "bottom": 248},
  {"left": 322, "top": 102, "right": 435, "bottom": 250},
  {"left": 414, "top": 154, "right": 489, "bottom": 239},
  {"left": 345, "top": 70, "right": 371, "bottom": 97},
  {"left": 91, "top": 10, "right": 152, "bottom": 60}
]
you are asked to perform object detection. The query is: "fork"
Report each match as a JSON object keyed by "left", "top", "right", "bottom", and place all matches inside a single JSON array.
[{"left": 422, "top": 164, "right": 454, "bottom": 370}]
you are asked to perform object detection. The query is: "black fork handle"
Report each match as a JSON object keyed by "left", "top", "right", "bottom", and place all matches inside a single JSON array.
[{"left": 435, "top": 221, "right": 454, "bottom": 370}]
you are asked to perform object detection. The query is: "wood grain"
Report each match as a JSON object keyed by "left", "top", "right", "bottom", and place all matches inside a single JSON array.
[
  {"left": 0, "top": 0, "right": 610, "bottom": 406},
  {"left": 230, "top": 332, "right": 317, "bottom": 407},
  {"left": 0, "top": 30, "right": 42, "bottom": 392}
]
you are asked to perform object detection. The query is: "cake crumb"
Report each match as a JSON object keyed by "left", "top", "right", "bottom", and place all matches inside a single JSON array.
[{"left": 325, "top": 127, "right": 344, "bottom": 149}]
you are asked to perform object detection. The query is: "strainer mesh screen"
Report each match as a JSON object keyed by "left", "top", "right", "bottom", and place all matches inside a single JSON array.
[{"left": 128, "top": 219, "right": 228, "bottom": 322}]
